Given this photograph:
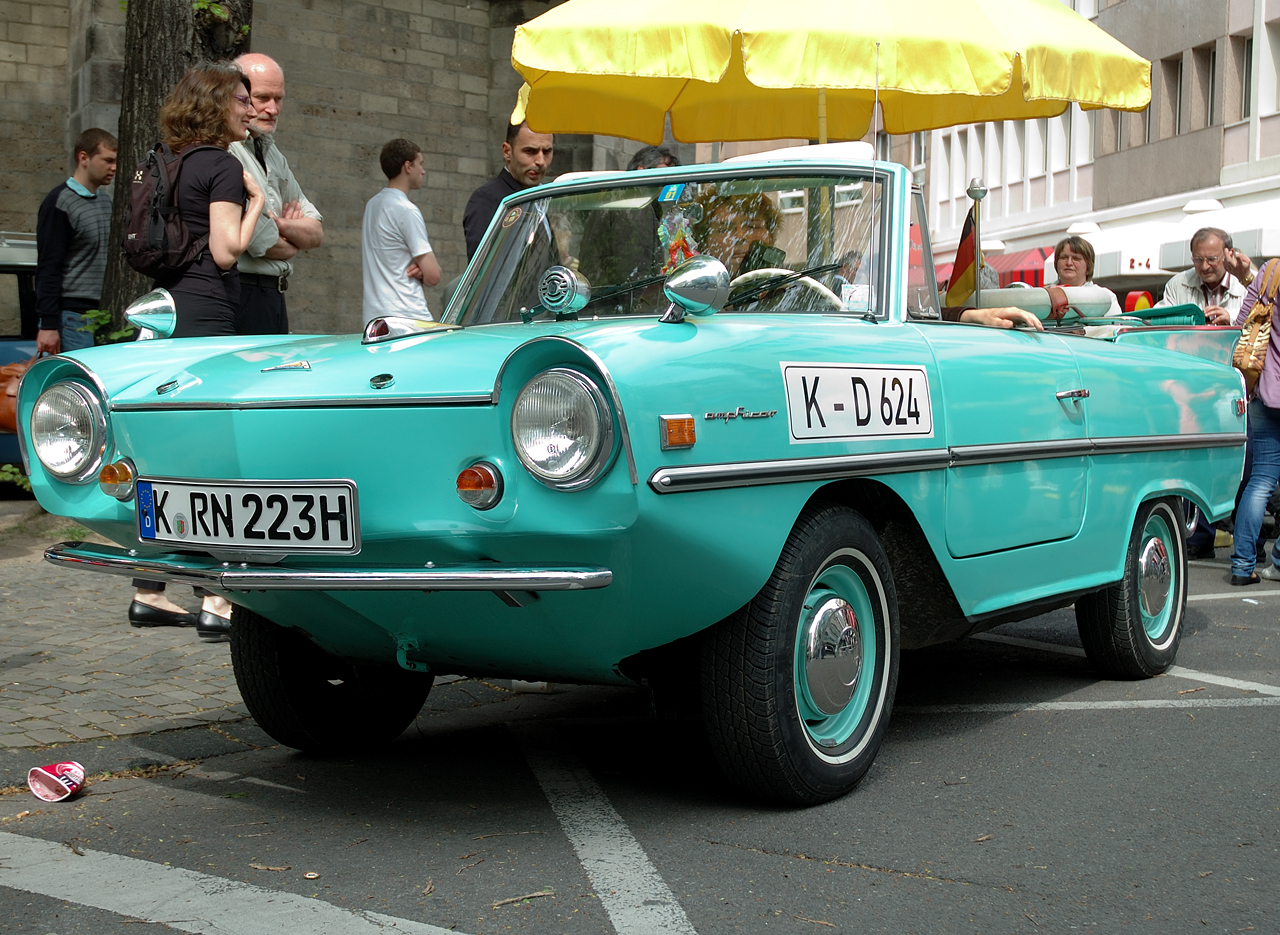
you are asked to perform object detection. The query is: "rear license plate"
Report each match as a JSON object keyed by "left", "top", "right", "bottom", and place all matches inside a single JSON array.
[{"left": 137, "top": 479, "right": 359, "bottom": 553}]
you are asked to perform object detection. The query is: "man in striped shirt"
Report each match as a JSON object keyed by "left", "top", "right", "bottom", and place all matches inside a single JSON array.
[{"left": 35, "top": 128, "right": 117, "bottom": 354}]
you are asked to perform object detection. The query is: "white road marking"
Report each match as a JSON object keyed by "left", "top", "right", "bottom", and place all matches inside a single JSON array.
[
  {"left": 971, "top": 632, "right": 1280, "bottom": 696},
  {"left": 897, "top": 697, "right": 1280, "bottom": 714},
  {"left": 235, "top": 776, "right": 306, "bottom": 793},
  {"left": 1166, "top": 665, "right": 1280, "bottom": 696},
  {"left": 0, "top": 831, "right": 459, "bottom": 935},
  {"left": 518, "top": 735, "right": 698, "bottom": 935},
  {"left": 1188, "top": 590, "right": 1280, "bottom": 602}
]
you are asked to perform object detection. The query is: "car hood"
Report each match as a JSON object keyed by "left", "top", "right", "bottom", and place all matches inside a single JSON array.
[{"left": 94, "top": 326, "right": 593, "bottom": 408}]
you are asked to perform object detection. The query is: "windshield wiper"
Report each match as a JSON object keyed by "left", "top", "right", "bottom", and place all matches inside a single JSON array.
[
  {"left": 586, "top": 273, "right": 669, "bottom": 306},
  {"left": 724, "top": 263, "right": 842, "bottom": 309}
]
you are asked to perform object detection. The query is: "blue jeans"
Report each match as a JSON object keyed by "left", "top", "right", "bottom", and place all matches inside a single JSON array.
[
  {"left": 60, "top": 310, "right": 94, "bottom": 351},
  {"left": 1232, "top": 399, "right": 1280, "bottom": 576}
]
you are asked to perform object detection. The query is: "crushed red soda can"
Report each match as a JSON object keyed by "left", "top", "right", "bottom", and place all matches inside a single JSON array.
[{"left": 27, "top": 761, "right": 86, "bottom": 802}]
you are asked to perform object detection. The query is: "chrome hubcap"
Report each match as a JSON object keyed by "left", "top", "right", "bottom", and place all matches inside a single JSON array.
[
  {"left": 1138, "top": 536, "right": 1171, "bottom": 618},
  {"left": 802, "top": 597, "right": 863, "bottom": 716}
]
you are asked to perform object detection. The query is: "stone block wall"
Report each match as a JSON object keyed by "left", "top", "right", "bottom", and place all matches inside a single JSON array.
[
  {"left": 0, "top": 0, "right": 70, "bottom": 233},
  {"left": 0, "top": 0, "right": 69, "bottom": 333},
  {"left": 67, "top": 0, "right": 125, "bottom": 148},
  {"left": 0, "top": 0, "right": 687, "bottom": 336},
  {"left": 250, "top": 0, "right": 504, "bottom": 333}
]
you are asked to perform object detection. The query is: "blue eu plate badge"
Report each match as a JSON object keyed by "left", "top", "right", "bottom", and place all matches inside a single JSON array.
[{"left": 137, "top": 481, "right": 156, "bottom": 539}]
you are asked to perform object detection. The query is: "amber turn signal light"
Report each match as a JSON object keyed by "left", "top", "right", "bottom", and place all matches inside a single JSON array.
[
  {"left": 98, "top": 458, "right": 136, "bottom": 501},
  {"left": 456, "top": 461, "right": 503, "bottom": 510},
  {"left": 659, "top": 414, "right": 696, "bottom": 450}
]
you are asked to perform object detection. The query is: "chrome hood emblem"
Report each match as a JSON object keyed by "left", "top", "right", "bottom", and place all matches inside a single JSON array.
[{"left": 260, "top": 360, "right": 312, "bottom": 373}]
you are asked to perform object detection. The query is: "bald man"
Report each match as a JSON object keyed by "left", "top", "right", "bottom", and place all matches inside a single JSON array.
[{"left": 229, "top": 52, "right": 324, "bottom": 335}]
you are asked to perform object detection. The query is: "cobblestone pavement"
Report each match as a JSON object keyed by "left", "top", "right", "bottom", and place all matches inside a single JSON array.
[{"left": 0, "top": 501, "right": 248, "bottom": 750}]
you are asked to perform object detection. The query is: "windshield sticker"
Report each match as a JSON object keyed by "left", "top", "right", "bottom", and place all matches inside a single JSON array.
[
  {"left": 658, "top": 183, "right": 686, "bottom": 203},
  {"left": 781, "top": 362, "right": 934, "bottom": 442},
  {"left": 501, "top": 206, "right": 522, "bottom": 228}
]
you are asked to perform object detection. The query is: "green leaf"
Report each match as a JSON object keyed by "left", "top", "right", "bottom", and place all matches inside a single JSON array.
[{"left": 0, "top": 463, "right": 32, "bottom": 492}]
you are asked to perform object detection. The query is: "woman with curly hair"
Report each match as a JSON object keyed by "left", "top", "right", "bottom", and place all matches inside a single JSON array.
[
  {"left": 152, "top": 60, "right": 265, "bottom": 337},
  {"left": 693, "top": 189, "right": 781, "bottom": 276},
  {"left": 127, "top": 62, "right": 264, "bottom": 640}
]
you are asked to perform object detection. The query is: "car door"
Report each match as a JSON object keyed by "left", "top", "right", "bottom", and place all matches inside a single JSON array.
[{"left": 917, "top": 325, "right": 1090, "bottom": 557}]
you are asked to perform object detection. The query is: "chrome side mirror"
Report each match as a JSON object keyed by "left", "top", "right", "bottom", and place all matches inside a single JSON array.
[
  {"left": 660, "top": 256, "right": 729, "bottom": 323},
  {"left": 124, "top": 288, "right": 177, "bottom": 340}
]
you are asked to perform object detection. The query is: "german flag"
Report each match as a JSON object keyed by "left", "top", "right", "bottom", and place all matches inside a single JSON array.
[{"left": 944, "top": 208, "right": 980, "bottom": 307}]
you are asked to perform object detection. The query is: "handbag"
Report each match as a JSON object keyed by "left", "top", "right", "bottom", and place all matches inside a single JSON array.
[
  {"left": 0, "top": 355, "right": 36, "bottom": 434},
  {"left": 1232, "top": 259, "right": 1280, "bottom": 396}
]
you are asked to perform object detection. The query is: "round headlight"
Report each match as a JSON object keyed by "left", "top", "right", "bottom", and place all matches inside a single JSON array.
[
  {"left": 511, "top": 368, "right": 615, "bottom": 489},
  {"left": 31, "top": 381, "right": 107, "bottom": 482}
]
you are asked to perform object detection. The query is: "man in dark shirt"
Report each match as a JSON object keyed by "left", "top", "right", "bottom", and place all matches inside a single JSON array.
[
  {"left": 35, "top": 128, "right": 118, "bottom": 354},
  {"left": 462, "top": 121, "right": 554, "bottom": 260}
]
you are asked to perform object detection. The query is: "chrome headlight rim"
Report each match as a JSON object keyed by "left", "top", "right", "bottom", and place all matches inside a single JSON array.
[
  {"left": 510, "top": 367, "right": 617, "bottom": 491},
  {"left": 31, "top": 380, "right": 110, "bottom": 484}
]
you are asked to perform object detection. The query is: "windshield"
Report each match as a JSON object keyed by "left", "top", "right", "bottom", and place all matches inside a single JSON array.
[{"left": 448, "top": 170, "right": 889, "bottom": 326}]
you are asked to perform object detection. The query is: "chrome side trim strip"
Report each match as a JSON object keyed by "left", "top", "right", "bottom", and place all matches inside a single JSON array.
[
  {"left": 649, "top": 449, "right": 951, "bottom": 493},
  {"left": 648, "top": 432, "right": 1247, "bottom": 494},
  {"left": 1089, "top": 432, "right": 1245, "bottom": 454},
  {"left": 950, "top": 438, "right": 1095, "bottom": 465},
  {"left": 44, "top": 542, "right": 612, "bottom": 591},
  {"left": 110, "top": 394, "right": 494, "bottom": 412}
]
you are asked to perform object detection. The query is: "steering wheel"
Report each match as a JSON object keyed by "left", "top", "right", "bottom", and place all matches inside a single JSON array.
[{"left": 728, "top": 267, "right": 845, "bottom": 311}]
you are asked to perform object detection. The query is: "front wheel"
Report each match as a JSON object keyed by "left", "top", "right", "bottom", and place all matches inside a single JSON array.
[
  {"left": 230, "top": 606, "right": 433, "bottom": 752},
  {"left": 701, "top": 503, "right": 899, "bottom": 805},
  {"left": 1076, "top": 497, "right": 1185, "bottom": 678}
]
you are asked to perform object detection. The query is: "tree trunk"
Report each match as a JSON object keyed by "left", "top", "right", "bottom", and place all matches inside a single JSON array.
[{"left": 100, "top": 0, "right": 253, "bottom": 328}]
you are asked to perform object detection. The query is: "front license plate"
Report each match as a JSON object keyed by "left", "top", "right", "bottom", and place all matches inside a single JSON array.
[{"left": 136, "top": 479, "right": 359, "bottom": 553}]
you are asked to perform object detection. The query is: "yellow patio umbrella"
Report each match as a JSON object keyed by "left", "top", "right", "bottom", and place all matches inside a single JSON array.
[{"left": 510, "top": 0, "right": 1151, "bottom": 144}]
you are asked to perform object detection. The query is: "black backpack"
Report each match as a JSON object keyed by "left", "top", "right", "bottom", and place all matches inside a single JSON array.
[{"left": 122, "top": 142, "right": 220, "bottom": 278}]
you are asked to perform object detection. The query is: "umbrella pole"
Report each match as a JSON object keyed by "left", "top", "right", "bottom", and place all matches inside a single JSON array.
[{"left": 818, "top": 89, "right": 828, "bottom": 145}]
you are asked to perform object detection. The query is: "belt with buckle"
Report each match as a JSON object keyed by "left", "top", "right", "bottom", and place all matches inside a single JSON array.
[{"left": 241, "top": 273, "right": 289, "bottom": 292}]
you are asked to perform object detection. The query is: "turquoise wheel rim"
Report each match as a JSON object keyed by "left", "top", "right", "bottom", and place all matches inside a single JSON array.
[
  {"left": 793, "top": 560, "right": 879, "bottom": 751},
  {"left": 1138, "top": 508, "right": 1177, "bottom": 642}
]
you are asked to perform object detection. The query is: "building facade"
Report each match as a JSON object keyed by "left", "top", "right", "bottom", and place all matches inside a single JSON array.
[{"left": 929, "top": 0, "right": 1280, "bottom": 302}]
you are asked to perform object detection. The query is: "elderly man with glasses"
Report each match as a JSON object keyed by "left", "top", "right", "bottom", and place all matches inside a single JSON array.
[
  {"left": 1156, "top": 226, "right": 1255, "bottom": 326},
  {"left": 1157, "top": 227, "right": 1260, "bottom": 561}
]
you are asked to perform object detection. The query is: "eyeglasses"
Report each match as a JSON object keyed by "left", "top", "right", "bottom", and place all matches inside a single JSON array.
[
  {"left": 232, "top": 94, "right": 251, "bottom": 107},
  {"left": 1191, "top": 254, "right": 1224, "bottom": 265}
]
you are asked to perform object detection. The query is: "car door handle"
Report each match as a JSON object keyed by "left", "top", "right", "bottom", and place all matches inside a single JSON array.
[{"left": 1056, "top": 388, "right": 1090, "bottom": 400}]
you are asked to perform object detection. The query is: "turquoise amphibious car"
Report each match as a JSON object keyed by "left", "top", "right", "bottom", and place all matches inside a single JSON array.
[{"left": 18, "top": 144, "right": 1246, "bottom": 804}]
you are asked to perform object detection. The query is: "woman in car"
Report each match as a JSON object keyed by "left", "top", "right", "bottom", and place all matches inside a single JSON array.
[
  {"left": 1052, "top": 235, "right": 1121, "bottom": 316},
  {"left": 693, "top": 191, "right": 781, "bottom": 276}
]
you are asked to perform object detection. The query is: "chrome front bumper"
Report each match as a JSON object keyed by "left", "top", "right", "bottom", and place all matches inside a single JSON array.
[{"left": 44, "top": 542, "right": 613, "bottom": 592}]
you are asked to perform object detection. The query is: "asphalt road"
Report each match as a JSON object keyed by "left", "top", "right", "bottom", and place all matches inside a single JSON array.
[{"left": 1, "top": 554, "right": 1277, "bottom": 935}]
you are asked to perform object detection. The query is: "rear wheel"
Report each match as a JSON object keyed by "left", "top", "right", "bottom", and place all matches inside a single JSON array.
[
  {"left": 230, "top": 606, "right": 433, "bottom": 752},
  {"left": 1076, "top": 497, "right": 1185, "bottom": 678},
  {"left": 701, "top": 503, "right": 899, "bottom": 805}
]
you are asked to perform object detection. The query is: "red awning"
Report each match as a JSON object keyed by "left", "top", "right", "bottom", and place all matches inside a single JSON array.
[
  {"left": 935, "top": 245, "right": 1054, "bottom": 288},
  {"left": 986, "top": 245, "right": 1054, "bottom": 287}
]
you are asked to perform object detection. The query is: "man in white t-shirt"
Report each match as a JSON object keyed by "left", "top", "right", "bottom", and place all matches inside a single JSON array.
[{"left": 361, "top": 139, "right": 442, "bottom": 324}]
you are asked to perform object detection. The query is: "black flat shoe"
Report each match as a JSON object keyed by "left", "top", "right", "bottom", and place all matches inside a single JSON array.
[
  {"left": 1230, "top": 572, "right": 1260, "bottom": 586},
  {"left": 128, "top": 601, "right": 198, "bottom": 628},
  {"left": 196, "top": 609, "right": 231, "bottom": 642}
]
